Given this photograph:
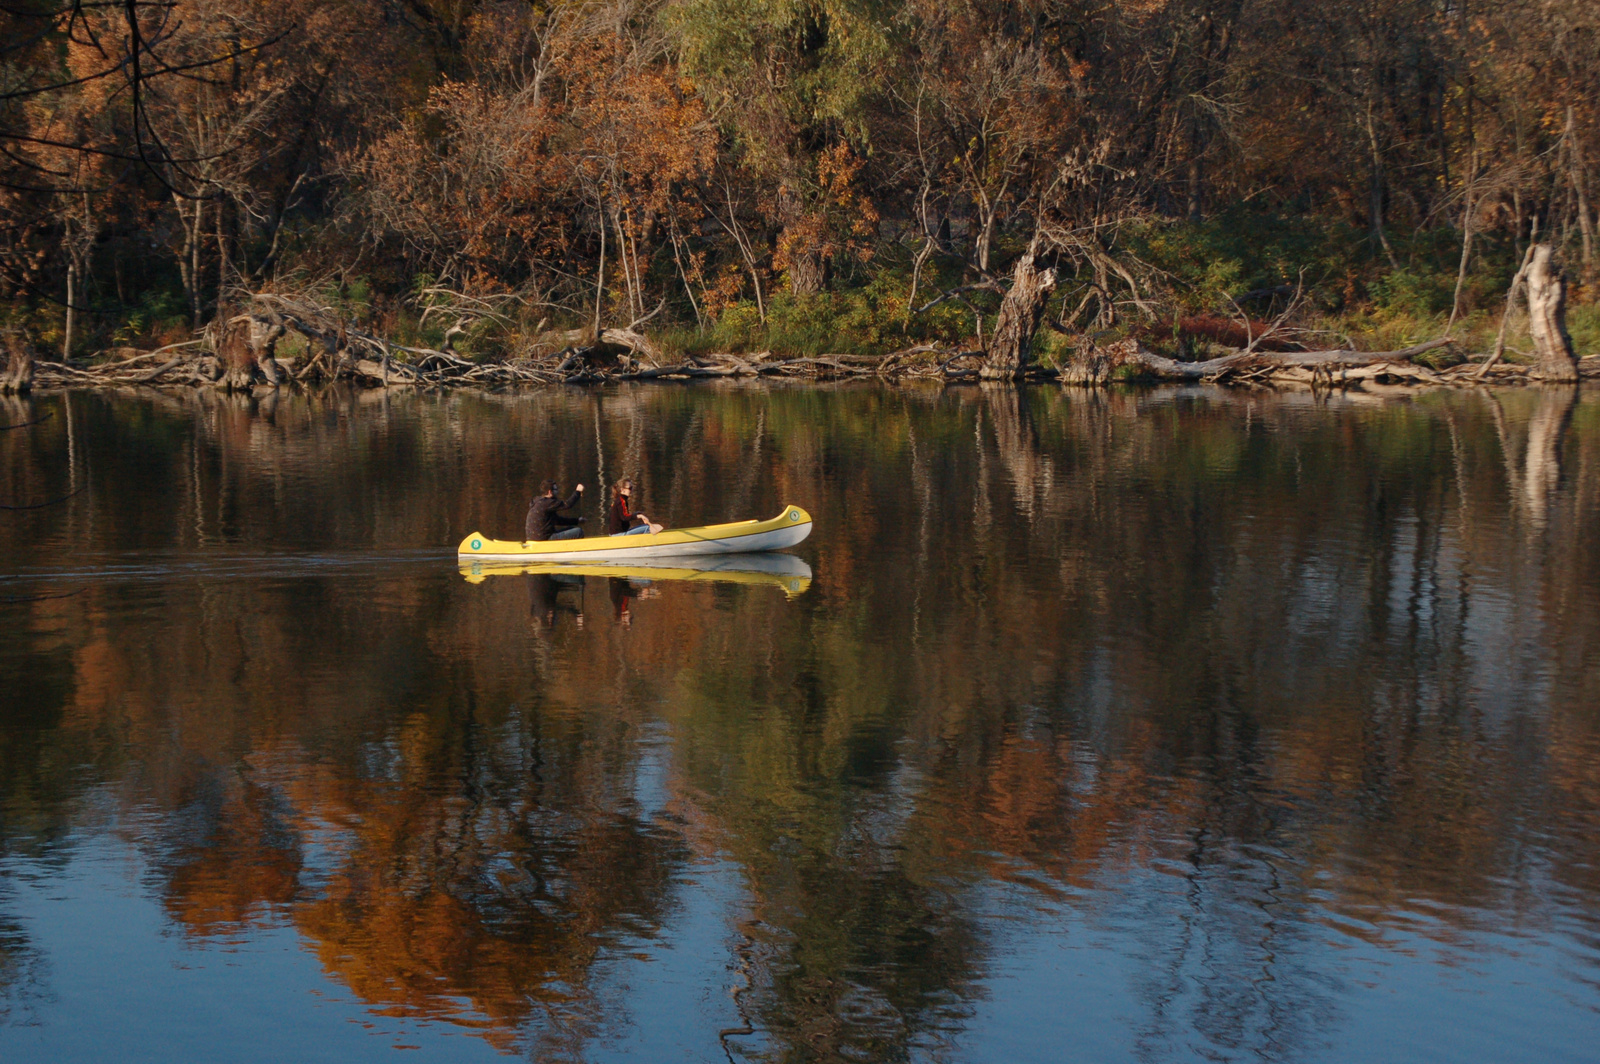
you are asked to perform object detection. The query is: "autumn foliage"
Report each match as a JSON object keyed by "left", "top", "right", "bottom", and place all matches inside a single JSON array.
[{"left": 1, "top": 0, "right": 1597, "bottom": 355}]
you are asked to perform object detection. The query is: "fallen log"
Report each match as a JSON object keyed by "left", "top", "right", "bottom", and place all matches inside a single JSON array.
[
  {"left": 1319, "top": 361, "right": 1443, "bottom": 384},
  {"left": 764, "top": 357, "right": 850, "bottom": 374},
  {"left": 1063, "top": 337, "right": 1456, "bottom": 384},
  {"left": 354, "top": 358, "right": 420, "bottom": 384},
  {"left": 877, "top": 344, "right": 943, "bottom": 377},
  {"left": 706, "top": 353, "right": 758, "bottom": 375},
  {"left": 615, "top": 362, "right": 742, "bottom": 380},
  {"left": 131, "top": 355, "right": 189, "bottom": 383},
  {"left": 31, "top": 360, "right": 99, "bottom": 381},
  {"left": 598, "top": 327, "right": 663, "bottom": 364}
]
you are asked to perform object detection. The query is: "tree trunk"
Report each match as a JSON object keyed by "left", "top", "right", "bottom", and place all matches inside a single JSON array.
[
  {"left": 213, "top": 313, "right": 283, "bottom": 391},
  {"left": 215, "top": 317, "right": 255, "bottom": 390},
  {"left": 1568, "top": 106, "right": 1594, "bottom": 282},
  {"left": 777, "top": 182, "right": 825, "bottom": 295},
  {"left": 1526, "top": 244, "right": 1579, "bottom": 382},
  {"left": 611, "top": 205, "right": 640, "bottom": 322},
  {"left": 981, "top": 253, "right": 1057, "bottom": 380},
  {"left": 173, "top": 190, "right": 201, "bottom": 326},
  {"left": 784, "top": 244, "right": 826, "bottom": 295},
  {"left": 1364, "top": 107, "right": 1398, "bottom": 268},
  {"left": 192, "top": 198, "right": 205, "bottom": 324},
  {"left": 974, "top": 195, "right": 997, "bottom": 274},
  {"left": 594, "top": 198, "right": 606, "bottom": 338},
  {"left": 2, "top": 332, "right": 33, "bottom": 394},
  {"left": 1186, "top": 154, "right": 1204, "bottom": 222},
  {"left": 257, "top": 321, "right": 285, "bottom": 386},
  {"left": 216, "top": 198, "right": 229, "bottom": 314},
  {"left": 63, "top": 262, "right": 76, "bottom": 359}
]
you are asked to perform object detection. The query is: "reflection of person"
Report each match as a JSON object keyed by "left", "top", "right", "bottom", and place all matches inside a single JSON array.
[
  {"left": 608, "top": 478, "right": 662, "bottom": 536},
  {"left": 526, "top": 479, "right": 585, "bottom": 541},
  {"left": 607, "top": 576, "right": 658, "bottom": 626},
  {"left": 529, "top": 573, "right": 585, "bottom": 629},
  {"left": 608, "top": 577, "right": 637, "bottom": 625}
]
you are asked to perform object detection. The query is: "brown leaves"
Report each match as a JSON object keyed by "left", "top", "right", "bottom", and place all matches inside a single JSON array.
[{"left": 356, "top": 17, "right": 711, "bottom": 303}]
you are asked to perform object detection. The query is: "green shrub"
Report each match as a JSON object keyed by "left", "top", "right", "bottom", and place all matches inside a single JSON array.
[
  {"left": 1369, "top": 268, "right": 1455, "bottom": 316},
  {"left": 1566, "top": 302, "right": 1600, "bottom": 356}
]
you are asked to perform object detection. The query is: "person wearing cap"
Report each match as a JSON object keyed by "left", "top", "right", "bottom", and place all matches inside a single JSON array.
[{"left": 525, "top": 479, "right": 585, "bottom": 541}]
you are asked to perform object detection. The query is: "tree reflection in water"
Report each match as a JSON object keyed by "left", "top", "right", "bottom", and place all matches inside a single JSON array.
[
  {"left": 0, "top": 383, "right": 1597, "bottom": 1061},
  {"left": 0, "top": 909, "right": 46, "bottom": 1028}
]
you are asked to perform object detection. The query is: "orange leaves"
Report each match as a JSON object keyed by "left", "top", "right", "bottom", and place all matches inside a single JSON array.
[
  {"left": 816, "top": 142, "right": 878, "bottom": 235},
  {"left": 563, "top": 34, "right": 713, "bottom": 210},
  {"left": 357, "top": 18, "right": 712, "bottom": 297},
  {"left": 704, "top": 261, "right": 750, "bottom": 316},
  {"left": 773, "top": 143, "right": 879, "bottom": 285}
]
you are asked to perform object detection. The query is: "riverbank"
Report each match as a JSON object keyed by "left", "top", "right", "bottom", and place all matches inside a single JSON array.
[
  {"left": 7, "top": 214, "right": 1599, "bottom": 396},
  {"left": 10, "top": 338, "right": 1600, "bottom": 394},
  {"left": 6, "top": 247, "right": 1599, "bottom": 394}
]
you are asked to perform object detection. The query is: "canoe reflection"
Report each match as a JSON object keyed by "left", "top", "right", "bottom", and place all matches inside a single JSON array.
[{"left": 460, "top": 551, "right": 813, "bottom": 598}]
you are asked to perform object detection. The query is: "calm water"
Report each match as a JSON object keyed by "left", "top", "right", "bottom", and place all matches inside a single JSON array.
[{"left": 1, "top": 383, "right": 1598, "bottom": 1063}]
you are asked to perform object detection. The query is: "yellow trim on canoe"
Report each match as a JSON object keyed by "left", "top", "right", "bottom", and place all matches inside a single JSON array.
[{"left": 457, "top": 506, "right": 812, "bottom": 558}]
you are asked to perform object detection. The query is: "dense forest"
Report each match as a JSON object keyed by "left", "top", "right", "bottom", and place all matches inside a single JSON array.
[{"left": 2, "top": 0, "right": 1598, "bottom": 376}]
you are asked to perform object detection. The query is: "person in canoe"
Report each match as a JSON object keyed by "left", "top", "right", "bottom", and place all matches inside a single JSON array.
[
  {"left": 608, "top": 478, "right": 663, "bottom": 536},
  {"left": 526, "top": 479, "right": 585, "bottom": 541}
]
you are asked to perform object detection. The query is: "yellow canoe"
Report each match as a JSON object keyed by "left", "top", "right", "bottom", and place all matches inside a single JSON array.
[
  {"left": 459, "top": 552, "right": 813, "bottom": 597},
  {"left": 457, "top": 505, "right": 812, "bottom": 561}
]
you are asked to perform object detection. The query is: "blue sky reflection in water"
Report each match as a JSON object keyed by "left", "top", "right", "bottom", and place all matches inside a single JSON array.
[{"left": 0, "top": 383, "right": 1597, "bottom": 1062}]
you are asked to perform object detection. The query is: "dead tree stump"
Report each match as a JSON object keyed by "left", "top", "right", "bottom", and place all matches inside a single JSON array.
[
  {"left": 214, "top": 316, "right": 256, "bottom": 390},
  {"left": 1527, "top": 244, "right": 1579, "bottom": 382},
  {"left": 214, "top": 314, "right": 286, "bottom": 391},
  {"left": 1, "top": 332, "right": 33, "bottom": 394},
  {"left": 981, "top": 253, "right": 1057, "bottom": 380},
  {"left": 256, "top": 320, "right": 286, "bottom": 385},
  {"left": 1060, "top": 337, "right": 1140, "bottom": 385}
]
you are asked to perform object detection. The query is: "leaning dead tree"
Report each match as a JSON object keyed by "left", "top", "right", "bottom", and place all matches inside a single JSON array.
[
  {"left": 211, "top": 311, "right": 288, "bottom": 389},
  {"left": 1525, "top": 244, "right": 1580, "bottom": 382},
  {"left": 981, "top": 252, "right": 1058, "bottom": 380}
]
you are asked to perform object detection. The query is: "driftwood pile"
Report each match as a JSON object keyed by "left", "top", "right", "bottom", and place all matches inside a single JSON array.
[
  {"left": 15, "top": 339, "right": 984, "bottom": 389},
  {"left": 1059, "top": 337, "right": 1600, "bottom": 386},
  {"left": 8, "top": 290, "right": 976, "bottom": 391},
  {"left": 14, "top": 331, "right": 1597, "bottom": 393}
]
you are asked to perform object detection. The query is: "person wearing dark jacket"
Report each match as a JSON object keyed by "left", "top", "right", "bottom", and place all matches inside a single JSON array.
[
  {"left": 526, "top": 479, "right": 585, "bottom": 541},
  {"left": 607, "top": 478, "right": 659, "bottom": 535}
]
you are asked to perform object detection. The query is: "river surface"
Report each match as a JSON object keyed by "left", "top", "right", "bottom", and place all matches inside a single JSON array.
[{"left": 1, "top": 383, "right": 1598, "bottom": 1063}]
